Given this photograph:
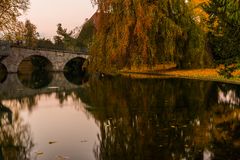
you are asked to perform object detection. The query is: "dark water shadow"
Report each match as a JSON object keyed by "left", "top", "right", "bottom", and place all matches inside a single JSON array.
[
  {"left": 18, "top": 70, "right": 53, "bottom": 89},
  {"left": 63, "top": 71, "right": 88, "bottom": 85},
  {"left": 0, "top": 63, "right": 7, "bottom": 83}
]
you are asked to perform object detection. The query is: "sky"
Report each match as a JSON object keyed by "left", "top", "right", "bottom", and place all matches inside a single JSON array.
[{"left": 21, "top": 0, "right": 97, "bottom": 39}]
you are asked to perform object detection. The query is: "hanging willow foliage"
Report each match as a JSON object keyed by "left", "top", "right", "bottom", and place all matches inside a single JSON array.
[{"left": 89, "top": 0, "right": 213, "bottom": 72}]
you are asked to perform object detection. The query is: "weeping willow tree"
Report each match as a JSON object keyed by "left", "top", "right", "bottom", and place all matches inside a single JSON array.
[{"left": 89, "top": 0, "right": 212, "bottom": 72}]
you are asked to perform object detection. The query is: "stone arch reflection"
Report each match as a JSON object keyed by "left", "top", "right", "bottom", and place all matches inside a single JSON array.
[
  {"left": 0, "top": 63, "right": 7, "bottom": 83},
  {"left": 64, "top": 57, "right": 88, "bottom": 85},
  {"left": 17, "top": 70, "right": 53, "bottom": 89},
  {"left": 17, "top": 55, "right": 53, "bottom": 89}
]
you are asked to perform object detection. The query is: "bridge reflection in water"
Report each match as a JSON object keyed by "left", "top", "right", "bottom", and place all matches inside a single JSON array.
[{"left": 0, "top": 71, "right": 88, "bottom": 100}]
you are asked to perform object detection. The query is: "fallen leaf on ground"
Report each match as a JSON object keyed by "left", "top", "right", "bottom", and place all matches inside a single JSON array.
[
  {"left": 49, "top": 141, "right": 57, "bottom": 144},
  {"left": 35, "top": 151, "right": 44, "bottom": 155}
]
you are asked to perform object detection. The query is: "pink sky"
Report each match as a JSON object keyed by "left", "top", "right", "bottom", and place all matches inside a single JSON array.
[{"left": 21, "top": 0, "right": 97, "bottom": 39}]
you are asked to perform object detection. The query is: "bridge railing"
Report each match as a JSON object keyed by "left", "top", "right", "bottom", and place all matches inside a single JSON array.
[{"left": 10, "top": 44, "right": 89, "bottom": 55}]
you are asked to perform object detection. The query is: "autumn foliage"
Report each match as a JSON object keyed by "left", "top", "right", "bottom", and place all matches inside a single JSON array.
[{"left": 89, "top": 0, "right": 213, "bottom": 72}]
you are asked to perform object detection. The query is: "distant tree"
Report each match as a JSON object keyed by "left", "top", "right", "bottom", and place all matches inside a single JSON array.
[
  {"left": 36, "top": 38, "right": 55, "bottom": 49},
  {"left": 56, "top": 23, "right": 78, "bottom": 51},
  {"left": 0, "top": 0, "right": 29, "bottom": 36},
  {"left": 53, "top": 35, "right": 65, "bottom": 50},
  {"left": 2, "top": 20, "right": 39, "bottom": 48},
  {"left": 24, "top": 20, "right": 39, "bottom": 47},
  {"left": 53, "top": 23, "right": 94, "bottom": 52},
  {"left": 56, "top": 23, "right": 71, "bottom": 38},
  {"left": 1, "top": 21, "right": 26, "bottom": 42}
]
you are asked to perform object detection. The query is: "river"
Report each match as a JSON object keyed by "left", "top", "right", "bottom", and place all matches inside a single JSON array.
[{"left": 0, "top": 71, "right": 240, "bottom": 160}]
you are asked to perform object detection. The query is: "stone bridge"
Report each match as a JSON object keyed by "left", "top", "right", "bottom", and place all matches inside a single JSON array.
[
  {"left": 1, "top": 47, "right": 89, "bottom": 73},
  {"left": 0, "top": 73, "right": 87, "bottom": 100}
]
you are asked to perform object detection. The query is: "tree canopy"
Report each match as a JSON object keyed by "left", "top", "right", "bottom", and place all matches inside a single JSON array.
[
  {"left": 3, "top": 20, "right": 39, "bottom": 48},
  {"left": 0, "top": 0, "right": 29, "bottom": 36},
  {"left": 77, "top": 20, "right": 96, "bottom": 49},
  {"left": 89, "top": 0, "right": 213, "bottom": 72},
  {"left": 24, "top": 20, "right": 39, "bottom": 47},
  {"left": 203, "top": 0, "right": 240, "bottom": 64}
]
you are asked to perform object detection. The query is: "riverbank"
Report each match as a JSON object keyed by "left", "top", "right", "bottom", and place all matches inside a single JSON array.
[{"left": 120, "top": 64, "right": 240, "bottom": 85}]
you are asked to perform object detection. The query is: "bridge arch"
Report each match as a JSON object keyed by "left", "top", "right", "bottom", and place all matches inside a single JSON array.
[
  {"left": 63, "top": 57, "right": 88, "bottom": 85},
  {"left": 63, "top": 57, "right": 86, "bottom": 73},
  {"left": 18, "top": 55, "right": 53, "bottom": 73}
]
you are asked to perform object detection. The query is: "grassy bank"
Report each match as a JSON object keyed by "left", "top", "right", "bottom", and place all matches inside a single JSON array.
[{"left": 120, "top": 64, "right": 240, "bottom": 84}]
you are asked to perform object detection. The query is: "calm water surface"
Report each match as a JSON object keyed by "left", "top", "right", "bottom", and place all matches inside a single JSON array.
[{"left": 0, "top": 72, "right": 240, "bottom": 160}]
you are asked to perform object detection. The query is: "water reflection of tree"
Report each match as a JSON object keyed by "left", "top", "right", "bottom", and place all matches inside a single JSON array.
[
  {"left": 0, "top": 103, "right": 33, "bottom": 160},
  {"left": 4, "top": 88, "right": 89, "bottom": 113},
  {"left": 5, "top": 95, "right": 45, "bottom": 112},
  {"left": 218, "top": 83, "right": 240, "bottom": 106},
  {"left": 80, "top": 77, "right": 240, "bottom": 160},
  {"left": 209, "top": 103, "right": 240, "bottom": 159}
]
